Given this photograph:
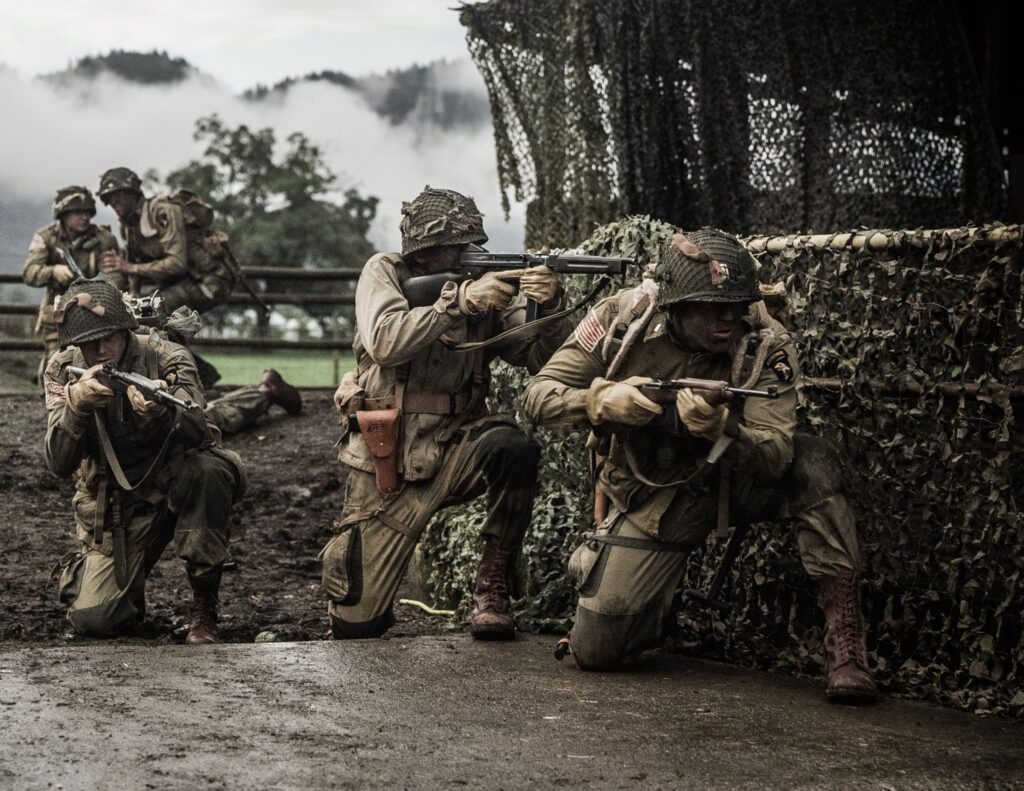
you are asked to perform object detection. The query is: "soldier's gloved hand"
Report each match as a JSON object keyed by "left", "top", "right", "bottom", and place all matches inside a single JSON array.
[
  {"left": 66, "top": 365, "right": 114, "bottom": 415},
  {"left": 458, "top": 269, "right": 524, "bottom": 315},
  {"left": 51, "top": 264, "right": 75, "bottom": 287},
  {"left": 586, "top": 376, "right": 661, "bottom": 427},
  {"left": 333, "top": 370, "right": 365, "bottom": 414},
  {"left": 100, "top": 250, "right": 136, "bottom": 275},
  {"left": 520, "top": 265, "right": 560, "bottom": 306},
  {"left": 676, "top": 388, "right": 728, "bottom": 440},
  {"left": 127, "top": 382, "right": 169, "bottom": 419}
]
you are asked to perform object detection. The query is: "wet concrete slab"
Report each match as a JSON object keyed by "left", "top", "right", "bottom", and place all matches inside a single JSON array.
[{"left": 0, "top": 635, "right": 1021, "bottom": 790}]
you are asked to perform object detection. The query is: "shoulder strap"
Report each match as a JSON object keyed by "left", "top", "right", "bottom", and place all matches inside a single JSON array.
[{"left": 94, "top": 411, "right": 175, "bottom": 492}]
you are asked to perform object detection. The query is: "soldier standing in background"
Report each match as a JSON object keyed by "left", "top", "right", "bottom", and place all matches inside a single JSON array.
[
  {"left": 43, "top": 279, "right": 246, "bottom": 643},
  {"left": 322, "top": 187, "right": 571, "bottom": 639},
  {"left": 523, "top": 228, "right": 876, "bottom": 703},
  {"left": 21, "top": 186, "right": 121, "bottom": 385}
]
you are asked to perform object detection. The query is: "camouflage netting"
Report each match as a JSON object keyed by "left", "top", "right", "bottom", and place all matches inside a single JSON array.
[
  {"left": 419, "top": 216, "right": 1024, "bottom": 719},
  {"left": 459, "top": 0, "right": 1008, "bottom": 247}
]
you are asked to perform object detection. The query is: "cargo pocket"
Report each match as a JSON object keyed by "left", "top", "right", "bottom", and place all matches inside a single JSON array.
[
  {"left": 319, "top": 524, "right": 363, "bottom": 605},
  {"left": 568, "top": 514, "right": 619, "bottom": 598},
  {"left": 57, "top": 552, "right": 86, "bottom": 607}
]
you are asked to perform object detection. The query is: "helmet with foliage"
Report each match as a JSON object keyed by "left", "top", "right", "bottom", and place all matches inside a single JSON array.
[
  {"left": 98, "top": 167, "right": 143, "bottom": 201},
  {"left": 52, "top": 186, "right": 97, "bottom": 220},
  {"left": 399, "top": 186, "right": 488, "bottom": 256},
  {"left": 654, "top": 228, "right": 760, "bottom": 308},
  {"left": 54, "top": 280, "right": 139, "bottom": 349}
]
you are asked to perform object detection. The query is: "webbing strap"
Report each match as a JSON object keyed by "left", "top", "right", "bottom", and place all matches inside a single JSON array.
[
  {"left": 583, "top": 531, "right": 691, "bottom": 554},
  {"left": 94, "top": 411, "right": 175, "bottom": 492}
]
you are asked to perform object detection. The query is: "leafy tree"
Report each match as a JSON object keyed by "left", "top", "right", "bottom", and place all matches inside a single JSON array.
[{"left": 161, "top": 115, "right": 378, "bottom": 335}]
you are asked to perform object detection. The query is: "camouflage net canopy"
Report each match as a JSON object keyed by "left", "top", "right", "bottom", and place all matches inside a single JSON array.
[
  {"left": 460, "top": 0, "right": 1008, "bottom": 248},
  {"left": 419, "top": 217, "right": 1024, "bottom": 720}
]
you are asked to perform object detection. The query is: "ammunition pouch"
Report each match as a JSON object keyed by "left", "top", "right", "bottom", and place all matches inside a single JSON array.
[{"left": 356, "top": 408, "right": 401, "bottom": 496}]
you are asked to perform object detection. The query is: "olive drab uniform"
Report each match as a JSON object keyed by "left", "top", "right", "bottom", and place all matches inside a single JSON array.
[
  {"left": 523, "top": 229, "right": 875, "bottom": 703},
  {"left": 22, "top": 222, "right": 121, "bottom": 380},
  {"left": 322, "top": 250, "right": 572, "bottom": 637},
  {"left": 118, "top": 195, "right": 191, "bottom": 307},
  {"left": 44, "top": 330, "right": 246, "bottom": 636}
]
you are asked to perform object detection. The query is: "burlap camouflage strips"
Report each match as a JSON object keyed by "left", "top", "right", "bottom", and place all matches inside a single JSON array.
[
  {"left": 654, "top": 228, "right": 761, "bottom": 307},
  {"left": 55, "top": 280, "right": 139, "bottom": 349},
  {"left": 399, "top": 186, "right": 488, "bottom": 255}
]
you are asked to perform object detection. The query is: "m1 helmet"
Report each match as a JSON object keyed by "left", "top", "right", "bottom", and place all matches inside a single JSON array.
[
  {"left": 654, "top": 228, "right": 760, "bottom": 308},
  {"left": 399, "top": 186, "right": 488, "bottom": 256},
  {"left": 52, "top": 186, "right": 97, "bottom": 220},
  {"left": 53, "top": 280, "right": 139, "bottom": 350},
  {"left": 98, "top": 167, "right": 143, "bottom": 201}
]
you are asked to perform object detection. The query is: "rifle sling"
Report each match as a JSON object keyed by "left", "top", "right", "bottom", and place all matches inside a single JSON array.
[
  {"left": 439, "top": 276, "right": 611, "bottom": 353},
  {"left": 94, "top": 411, "right": 176, "bottom": 493}
]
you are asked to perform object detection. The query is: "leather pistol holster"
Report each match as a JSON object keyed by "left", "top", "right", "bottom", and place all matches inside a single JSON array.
[{"left": 356, "top": 408, "right": 401, "bottom": 496}]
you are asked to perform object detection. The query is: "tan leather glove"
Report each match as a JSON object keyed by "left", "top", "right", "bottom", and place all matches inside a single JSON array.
[
  {"left": 333, "top": 370, "right": 365, "bottom": 414},
  {"left": 51, "top": 264, "right": 75, "bottom": 287},
  {"left": 127, "top": 382, "right": 169, "bottom": 420},
  {"left": 66, "top": 365, "right": 114, "bottom": 415},
  {"left": 586, "top": 376, "right": 661, "bottom": 426},
  {"left": 520, "top": 264, "right": 560, "bottom": 306},
  {"left": 458, "top": 269, "right": 523, "bottom": 315},
  {"left": 676, "top": 388, "right": 728, "bottom": 440}
]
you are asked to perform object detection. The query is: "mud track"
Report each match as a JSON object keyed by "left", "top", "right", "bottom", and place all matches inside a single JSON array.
[{"left": 0, "top": 392, "right": 442, "bottom": 648}]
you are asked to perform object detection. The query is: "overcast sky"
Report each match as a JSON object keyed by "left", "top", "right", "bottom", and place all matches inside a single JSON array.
[{"left": 0, "top": 1, "right": 478, "bottom": 91}]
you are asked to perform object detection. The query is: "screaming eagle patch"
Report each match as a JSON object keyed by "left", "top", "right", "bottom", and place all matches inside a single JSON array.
[{"left": 766, "top": 349, "right": 794, "bottom": 383}]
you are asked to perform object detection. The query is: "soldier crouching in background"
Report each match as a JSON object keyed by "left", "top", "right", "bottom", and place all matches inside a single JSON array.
[
  {"left": 44, "top": 279, "right": 246, "bottom": 643},
  {"left": 21, "top": 186, "right": 121, "bottom": 386},
  {"left": 322, "top": 187, "right": 571, "bottom": 640},
  {"left": 524, "top": 228, "right": 876, "bottom": 703}
]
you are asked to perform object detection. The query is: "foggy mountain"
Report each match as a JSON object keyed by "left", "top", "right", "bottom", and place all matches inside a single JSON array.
[{"left": 0, "top": 50, "right": 519, "bottom": 300}]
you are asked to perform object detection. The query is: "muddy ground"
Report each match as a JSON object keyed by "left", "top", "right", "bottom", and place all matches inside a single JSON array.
[{"left": 0, "top": 391, "right": 443, "bottom": 648}]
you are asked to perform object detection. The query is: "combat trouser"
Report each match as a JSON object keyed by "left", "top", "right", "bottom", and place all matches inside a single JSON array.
[
  {"left": 569, "top": 434, "right": 860, "bottom": 670},
  {"left": 322, "top": 423, "right": 539, "bottom": 638},
  {"left": 58, "top": 449, "right": 241, "bottom": 636},
  {"left": 204, "top": 387, "right": 273, "bottom": 436},
  {"left": 158, "top": 278, "right": 222, "bottom": 315}
]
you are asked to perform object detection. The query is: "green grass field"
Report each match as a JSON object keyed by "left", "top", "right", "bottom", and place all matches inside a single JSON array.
[{"left": 203, "top": 350, "right": 354, "bottom": 388}]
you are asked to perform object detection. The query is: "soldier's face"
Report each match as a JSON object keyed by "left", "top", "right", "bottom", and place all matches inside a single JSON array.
[
  {"left": 80, "top": 330, "right": 128, "bottom": 367},
  {"left": 668, "top": 301, "right": 749, "bottom": 354},
  {"left": 106, "top": 190, "right": 139, "bottom": 220},
  {"left": 62, "top": 210, "right": 92, "bottom": 234},
  {"left": 410, "top": 244, "right": 466, "bottom": 273}
]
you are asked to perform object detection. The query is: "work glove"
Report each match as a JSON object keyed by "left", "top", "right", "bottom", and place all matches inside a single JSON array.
[
  {"left": 333, "top": 370, "right": 365, "bottom": 414},
  {"left": 586, "top": 376, "right": 661, "bottom": 427},
  {"left": 51, "top": 264, "right": 75, "bottom": 287},
  {"left": 458, "top": 269, "right": 523, "bottom": 315},
  {"left": 676, "top": 388, "right": 728, "bottom": 440},
  {"left": 520, "top": 265, "right": 560, "bottom": 307},
  {"left": 66, "top": 365, "right": 114, "bottom": 415},
  {"left": 127, "top": 381, "right": 169, "bottom": 420}
]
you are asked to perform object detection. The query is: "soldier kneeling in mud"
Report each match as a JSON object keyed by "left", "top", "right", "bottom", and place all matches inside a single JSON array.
[
  {"left": 524, "top": 228, "right": 876, "bottom": 703},
  {"left": 44, "top": 280, "right": 246, "bottom": 643}
]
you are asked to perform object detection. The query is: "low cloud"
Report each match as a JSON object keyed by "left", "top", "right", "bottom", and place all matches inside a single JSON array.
[{"left": 0, "top": 61, "right": 524, "bottom": 278}]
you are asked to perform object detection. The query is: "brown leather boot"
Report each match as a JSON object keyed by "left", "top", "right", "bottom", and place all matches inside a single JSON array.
[
  {"left": 258, "top": 368, "right": 302, "bottom": 415},
  {"left": 185, "top": 566, "right": 222, "bottom": 645},
  {"left": 469, "top": 541, "right": 516, "bottom": 640},
  {"left": 818, "top": 571, "right": 877, "bottom": 703}
]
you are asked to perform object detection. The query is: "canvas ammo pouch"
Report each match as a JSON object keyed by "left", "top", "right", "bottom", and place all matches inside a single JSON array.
[{"left": 356, "top": 408, "right": 401, "bottom": 496}]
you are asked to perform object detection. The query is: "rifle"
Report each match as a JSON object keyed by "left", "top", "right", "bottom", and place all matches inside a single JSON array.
[
  {"left": 67, "top": 364, "right": 195, "bottom": 410},
  {"left": 639, "top": 378, "right": 779, "bottom": 404},
  {"left": 221, "top": 242, "right": 271, "bottom": 319},
  {"left": 402, "top": 251, "right": 632, "bottom": 321},
  {"left": 53, "top": 244, "right": 87, "bottom": 282}
]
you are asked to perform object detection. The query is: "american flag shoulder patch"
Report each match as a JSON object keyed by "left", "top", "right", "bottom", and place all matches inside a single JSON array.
[
  {"left": 45, "top": 382, "right": 67, "bottom": 410},
  {"left": 574, "top": 310, "right": 606, "bottom": 353}
]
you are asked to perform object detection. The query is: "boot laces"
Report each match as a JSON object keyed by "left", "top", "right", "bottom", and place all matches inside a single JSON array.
[
  {"left": 829, "top": 576, "right": 866, "bottom": 665},
  {"left": 476, "top": 547, "right": 511, "bottom": 611}
]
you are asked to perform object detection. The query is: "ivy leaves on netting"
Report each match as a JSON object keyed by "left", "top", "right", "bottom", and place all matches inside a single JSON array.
[
  {"left": 459, "top": 0, "right": 1007, "bottom": 247},
  {"left": 419, "top": 216, "right": 1023, "bottom": 720}
]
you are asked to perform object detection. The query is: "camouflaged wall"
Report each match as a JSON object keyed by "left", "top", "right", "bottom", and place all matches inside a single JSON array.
[{"left": 419, "top": 216, "right": 1024, "bottom": 719}]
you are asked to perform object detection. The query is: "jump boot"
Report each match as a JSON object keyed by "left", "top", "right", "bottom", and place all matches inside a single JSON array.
[
  {"left": 469, "top": 540, "right": 516, "bottom": 640},
  {"left": 818, "top": 571, "right": 877, "bottom": 703},
  {"left": 185, "top": 565, "right": 223, "bottom": 645},
  {"left": 259, "top": 368, "right": 303, "bottom": 415}
]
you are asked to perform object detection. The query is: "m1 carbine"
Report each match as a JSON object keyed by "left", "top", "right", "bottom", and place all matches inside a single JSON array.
[
  {"left": 639, "top": 378, "right": 779, "bottom": 405},
  {"left": 67, "top": 364, "right": 194, "bottom": 410},
  {"left": 53, "top": 244, "right": 88, "bottom": 282},
  {"left": 402, "top": 251, "right": 632, "bottom": 320}
]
